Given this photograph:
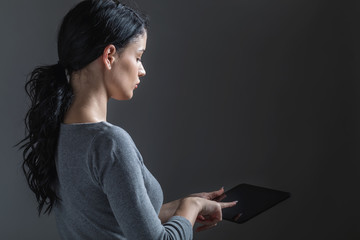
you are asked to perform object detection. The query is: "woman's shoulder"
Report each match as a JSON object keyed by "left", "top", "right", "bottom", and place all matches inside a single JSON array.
[
  {"left": 88, "top": 122, "right": 143, "bottom": 169},
  {"left": 91, "top": 121, "right": 136, "bottom": 149},
  {"left": 60, "top": 121, "right": 132, "bottom": 144},
  {"left": 85, "top": 122, "right": 144, "bottom": 185}
]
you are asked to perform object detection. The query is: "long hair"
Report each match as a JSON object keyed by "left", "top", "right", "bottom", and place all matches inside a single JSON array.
[{"left": 16, "top": 0, "right": 149, "bottom": 215}]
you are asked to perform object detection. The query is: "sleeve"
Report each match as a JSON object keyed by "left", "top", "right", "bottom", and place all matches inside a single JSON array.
[{"left": 89, "top": 128, "right": 193, "bottom": 240}]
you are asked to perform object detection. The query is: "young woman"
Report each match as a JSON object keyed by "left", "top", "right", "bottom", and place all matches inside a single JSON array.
[{"left": 18, "top": 0, "right": 237, "bottom": 239}]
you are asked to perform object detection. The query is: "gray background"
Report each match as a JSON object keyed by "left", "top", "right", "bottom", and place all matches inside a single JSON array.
[{"left": 1, "top": 0, "right": 359, "bottom": 239}]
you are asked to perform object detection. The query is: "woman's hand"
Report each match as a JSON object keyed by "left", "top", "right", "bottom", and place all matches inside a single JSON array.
[
  {"left": 189, "top": 187, "right": 225, "bottom": 201},
  {"left": 174, "top": 197, "right": 237, "bottom": 232},
  {"left": 159, "top": 187, "right": 226, "bottom": 223},
  {"left": 189, "top": 187, "right": 228, "bottom": 225},
  {"left": 194, "top": 197, "right": 237, "bottom": 232}
]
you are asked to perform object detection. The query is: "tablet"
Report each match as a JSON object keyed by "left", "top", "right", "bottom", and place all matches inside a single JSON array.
[{"left": 215, "top": 183, "right": 290, "bottom": 224}]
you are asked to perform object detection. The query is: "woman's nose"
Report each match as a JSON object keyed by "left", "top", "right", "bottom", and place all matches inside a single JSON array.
[{"left": 139, "top": 64, "right": 146, "bottom": 77}]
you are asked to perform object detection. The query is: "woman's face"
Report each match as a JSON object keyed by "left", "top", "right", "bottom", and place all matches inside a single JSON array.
[{"left": 107, "top": 32, "right": 147, "bottom": 100}]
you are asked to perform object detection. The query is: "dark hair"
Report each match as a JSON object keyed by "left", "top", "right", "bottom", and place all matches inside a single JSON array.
[{"left": 16, "top": 0, "right": 149, "bottom": 215}]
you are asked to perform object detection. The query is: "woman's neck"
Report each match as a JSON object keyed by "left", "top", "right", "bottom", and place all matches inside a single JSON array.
[{"left": 63, "top": 63, "right": 109, "bottom": 124}]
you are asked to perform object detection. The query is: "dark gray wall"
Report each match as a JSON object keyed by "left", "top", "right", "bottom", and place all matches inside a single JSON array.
[{"left": 1, "top": 0, "right": 358, "bottom": 239}]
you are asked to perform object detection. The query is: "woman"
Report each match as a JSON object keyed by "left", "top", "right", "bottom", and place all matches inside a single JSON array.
[{"left": 18, "top": 0, "right": 237, "bottom": 239}]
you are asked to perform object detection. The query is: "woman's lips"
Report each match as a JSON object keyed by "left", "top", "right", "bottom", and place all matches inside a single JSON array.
[{"left": 135, "top": 81, "right": 140, "bottom": 89}]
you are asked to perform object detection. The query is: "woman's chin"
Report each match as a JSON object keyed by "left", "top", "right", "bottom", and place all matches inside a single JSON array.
[{"left": 112, "top": 92, "right": 133, "bottom": 101}]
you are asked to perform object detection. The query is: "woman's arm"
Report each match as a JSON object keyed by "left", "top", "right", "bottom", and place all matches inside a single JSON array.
[
  {"left": 91, "top": 130, "right": 195, "bottom": 239},
  {"left": 158, "top": 188, "right": 230, "bottom": 226},
  {"left": 159, "top": 199, "right": 181, "bottom": 223},
  {"left": 92, "top": 129, "right": 237, "bottom": 238}
]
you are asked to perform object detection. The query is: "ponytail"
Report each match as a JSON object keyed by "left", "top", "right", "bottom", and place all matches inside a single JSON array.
[{"left": 17, "top": 63, "right": 73, "bottom": 215}]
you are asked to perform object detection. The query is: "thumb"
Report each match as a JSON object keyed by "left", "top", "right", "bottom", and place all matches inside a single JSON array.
[{"left": 208, "top": 187, "right": 225, "bottom": 199}]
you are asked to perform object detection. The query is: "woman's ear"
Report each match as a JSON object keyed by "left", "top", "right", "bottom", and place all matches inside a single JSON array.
[{"left": 102, "top": 44, "right": 117, "bottom": 70}]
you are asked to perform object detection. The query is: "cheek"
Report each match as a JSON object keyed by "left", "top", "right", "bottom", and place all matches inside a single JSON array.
[
  {"left": 119, "top": 60, "right": 138, "bottom": 79},
  {"left": 129, "top": 61, "right": 139, "bottom": 77}
]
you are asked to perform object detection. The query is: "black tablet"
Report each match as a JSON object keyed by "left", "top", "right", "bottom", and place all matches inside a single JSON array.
[{"left": 215, "top": 183, "right": 290, "bottom": 224}]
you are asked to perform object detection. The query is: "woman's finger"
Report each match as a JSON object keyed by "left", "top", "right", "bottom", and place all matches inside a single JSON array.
[
  {"left": 219, "top": 201, "right": 238, "bottom": 209},
  {"left": 196, "top": 215, "right": 205, "bottom": 221},
  {"left": 214, "top": 193, "right": 227, "bottom": 202},
  {"left": 207, "top": 187, "right": 225, "bottom": 199}
]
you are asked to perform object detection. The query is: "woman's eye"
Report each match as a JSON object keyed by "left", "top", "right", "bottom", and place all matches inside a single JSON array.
[{"left": 136, "top": 58, "right": 142, "bottom": 62}]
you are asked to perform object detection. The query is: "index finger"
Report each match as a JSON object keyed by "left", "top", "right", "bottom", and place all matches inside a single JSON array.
[{"left": 219, "top": 201, "right": 238, "bottom": 209}]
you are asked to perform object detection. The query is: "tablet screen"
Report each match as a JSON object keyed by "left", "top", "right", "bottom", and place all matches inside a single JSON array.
[{"left": 215, "top": 183, "right": 290, "bottom": 224}]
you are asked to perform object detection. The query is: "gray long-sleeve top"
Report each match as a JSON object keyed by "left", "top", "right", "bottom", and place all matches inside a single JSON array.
[{"left": 54, "top": 121, "right": 193, "bottom": 240}]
